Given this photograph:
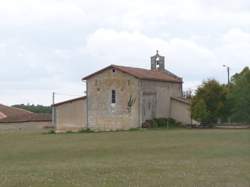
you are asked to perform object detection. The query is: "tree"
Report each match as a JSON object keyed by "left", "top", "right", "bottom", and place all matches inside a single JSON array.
[
  {"left": 191, "top": 99, "right": 208, "bottom": 123},
  {"left": 227, "top": 67, "right": 250, "bottom": 123},
  {"left": 12, "top": 104, "right": 52, "bottom": 114},
  {"left": 191, "top": 79, "right": 228, "bottom": 123}
]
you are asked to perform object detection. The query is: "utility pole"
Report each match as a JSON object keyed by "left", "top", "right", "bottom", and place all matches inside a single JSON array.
[
  {"left": 52, "top": 92, "right": 56, "bottom": 127},
  {"left": 223, "top": 65, "right": 230, "bottom": 85},
  {"left": 222, "top": 65, "right": 231, "bottom": 124}
]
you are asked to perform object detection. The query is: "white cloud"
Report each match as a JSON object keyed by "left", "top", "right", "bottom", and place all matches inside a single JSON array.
[
  {"left": 83, "top": 28, "right": 250, "bottom": 86},
  {"left": 0, "top": 0, "right": 86, "bottom": 25},
  {"left": 83, "top": 29, "right": 217, "bottom": 79},
  {"left": 215, "top": 28, "right": 250, "bottom": 71},
  {"left": 223, "top": 28, "right": 250, "bottom": 44},
  {"left": 0, "top": 0, "right": 250, "bottom": 105}
]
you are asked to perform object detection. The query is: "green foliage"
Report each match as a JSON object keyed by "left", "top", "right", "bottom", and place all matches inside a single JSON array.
[
  {"left": 191, "top": 67, "right": 250, "bottom": 124},
  {"left": 227, "top": 67, "right": 250, "bottom": 123},
  {"left": 191, "top": 79, "right": 228, "bottom": 123},
  {"left": 48, "top": 129, "right": 55, "bottom": 134},
  {"left": 191, "top": 99, "right": 209, "bottom": 122},
  {"left": 12, "top": 104, "right": 52, "bottom": 114},
  {"left": 128, "top": 128, "right": 140, "bottom": 131},
  {"left": 145, "top": 118, "right": 181, "bottom": 128},
  {"left": 78, "top": 128, "right": 94, "bottom": 133}
]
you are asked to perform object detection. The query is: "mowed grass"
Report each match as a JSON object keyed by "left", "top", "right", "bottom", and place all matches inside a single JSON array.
[{"left": 0, "top": 129, "right": 249, "bottom": 187}]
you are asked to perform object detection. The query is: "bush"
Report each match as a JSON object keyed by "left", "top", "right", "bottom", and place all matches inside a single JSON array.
[
  {"left": 48, "top": 129, "right": 55, "bottom": 134},
  {"left": 128, "top": 128, "right": 140, "bottom": 131},
  {"left": 142, "top": 118, "right": 182, "bottom": 129},
  {"left": 78, "top": 128, "right": 94, "bottom": 133}
]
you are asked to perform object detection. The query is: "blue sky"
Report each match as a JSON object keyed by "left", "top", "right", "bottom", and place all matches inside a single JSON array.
[{"left": 0, "top": 0, "right": 250, "bottom": 105}]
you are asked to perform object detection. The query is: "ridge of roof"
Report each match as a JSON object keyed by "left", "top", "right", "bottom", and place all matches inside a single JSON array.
[
  {"left": 0, "top": 104, "right": 51, "bottom": 123},
  {"left": 82, "top": 64, "right": 182, "bottom": 83},
  {"left": 0, "top": 104, "right": 33, "bottom": 117},
  {"left": 171, "top": 97, "right": 191, "bottom": 105},
  {"left": 53, "top": 96, "right": 86, "bottom": 107}
]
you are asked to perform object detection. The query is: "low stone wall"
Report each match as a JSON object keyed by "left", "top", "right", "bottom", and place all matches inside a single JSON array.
[
  {"left": 215, "top": 125, "right": 250, "bottom": 129},
  {"left": 0, "top": 121, "right": 53, "bottom": 132}
]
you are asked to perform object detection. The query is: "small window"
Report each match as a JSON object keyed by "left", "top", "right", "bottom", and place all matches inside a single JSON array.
[
  {"left": 112, "top": 68, "right": 116, "bottom": 73},
  {"left": 112, "top": 90, "right": 116, "bottom": 103}
]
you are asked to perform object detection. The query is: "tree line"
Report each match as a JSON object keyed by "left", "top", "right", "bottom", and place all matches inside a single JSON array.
[
  {"left": 191, "top": 67, "right": 250, "bottom": 124},
  {"left": 12, "top": 104, "right": 52, "bottom": 114}
]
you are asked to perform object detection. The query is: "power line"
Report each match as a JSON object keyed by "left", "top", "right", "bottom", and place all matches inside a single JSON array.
[{"left": 54, "top": 92, "right": 83, "bottom": 97}]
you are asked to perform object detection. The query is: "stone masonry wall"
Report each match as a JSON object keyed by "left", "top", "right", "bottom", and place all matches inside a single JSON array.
[
  {"left": 55, "top": 98, "right": 86, "bottom": 132},
  {"left": 87, "top": 68, "right": 140, "bottom": 131},
  {"left": 170, "top": 98, "right": 192, "bottom": 125},
  {"left": 140, "top": 80, "right": 182, "bottom": 122}
]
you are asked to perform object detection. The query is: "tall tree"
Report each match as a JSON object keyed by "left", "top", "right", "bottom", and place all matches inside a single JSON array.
[
  {"left": 191, "top": 99, "right": 209, "bottom": 122},
  {"left": 227, "top": 67, "right": 250, "bottom": 123},
  {"left": 191, "top": 79, "right": 228, "bottom": 123}
]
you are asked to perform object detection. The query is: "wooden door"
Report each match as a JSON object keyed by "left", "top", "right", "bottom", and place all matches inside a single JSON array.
[{"left": 142, "top": 93, "right": 156, "bottom": 122}]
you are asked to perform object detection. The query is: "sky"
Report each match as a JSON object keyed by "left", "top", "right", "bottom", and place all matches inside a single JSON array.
[{"left": 0, "top": 0, "right": 250, "bottom": 106}]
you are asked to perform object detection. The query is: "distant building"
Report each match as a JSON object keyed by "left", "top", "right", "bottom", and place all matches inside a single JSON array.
[
  {"left": 54, "top": 52, "right": 192, "bottom": 132},
  {"left": 0, "top": 104, "right": 52, "bottom": 131}
]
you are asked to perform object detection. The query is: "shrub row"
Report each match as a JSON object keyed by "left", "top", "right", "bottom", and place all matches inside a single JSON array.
[{"left": 142, "top": 118, "right": 182, "bottom": 128}]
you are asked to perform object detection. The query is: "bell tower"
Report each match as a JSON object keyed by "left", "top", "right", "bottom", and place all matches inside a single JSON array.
[{"left": 151, "top": 50, "right": 165, "bottom": 71}]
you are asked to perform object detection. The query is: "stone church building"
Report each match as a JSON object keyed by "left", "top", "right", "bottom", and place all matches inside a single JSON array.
[{"left": 54, "top": 52, "right": 192, "bottom": 132}]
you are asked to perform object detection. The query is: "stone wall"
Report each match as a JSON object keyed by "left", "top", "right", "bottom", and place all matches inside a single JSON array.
[
  {"left": 140, "top": 80, "right": 182, "bottom": 123},
  {"left": 55, "top": 98, "right": 86, "bottom": 132},
  {"left": 87, "top": 68, "right": 140, "bottom": 131},
  {"left": 170, "top": 98, "right": 192, "bottom": 125},
  {"left": 0, "top": 121, "right": 52, "bottom": 132}
]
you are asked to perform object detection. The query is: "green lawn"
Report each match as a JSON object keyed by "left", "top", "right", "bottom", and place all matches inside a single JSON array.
[{"left": 0, "top": 129, "right": 249, "bottom": 187}]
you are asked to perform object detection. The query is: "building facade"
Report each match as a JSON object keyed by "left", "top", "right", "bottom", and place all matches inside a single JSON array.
[{"left": 54, "top": 52, "right": 192, "bottom": 132}]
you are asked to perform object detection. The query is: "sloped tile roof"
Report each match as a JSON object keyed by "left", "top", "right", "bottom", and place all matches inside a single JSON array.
[
  {"left": 0, "top": 104, "right": 32, "bottom": 116},
  {"left": 53, "top": 96, "right": 86, "bottom": 107},
  {"left": 0, "top": 113, "right": 52, "bottom": 123},
  {"left": 0, "top": 112, "right": 7, "bottom": 119},
  {"left": 171, "top": 97, "right": 191, "bottom": 105},
  {"left": 82, "top": 65, "right": 182, "bottom": 83},
  {"left": 0, "top": 104, "right": 51, "bottom": 123}
]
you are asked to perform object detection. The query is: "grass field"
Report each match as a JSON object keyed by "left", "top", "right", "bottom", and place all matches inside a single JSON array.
[{"left": 0, "top": 129, "right": 249, "bottom": 187}]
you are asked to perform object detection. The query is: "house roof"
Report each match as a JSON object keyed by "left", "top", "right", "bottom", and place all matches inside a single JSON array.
[
  {"left": 0, "top": 113, "right": 52, "bottom": 123},
  {"left": 0, "top": 104, "right": 32, "bottom": 117},
  {"left": 0, "top": 104, "right": 51, "bottom": 123},
  {"left": 53, "top": 96, "right": 86, "bottom": 107},
  {"left": 171, "top": 97, "right": 191, "bottom": 105},
  {"left": 82, "top": 65, "right": 183, "bottom": 83},
  {"left": 0, "top": 112, "right": 7, "bottom": 119}
]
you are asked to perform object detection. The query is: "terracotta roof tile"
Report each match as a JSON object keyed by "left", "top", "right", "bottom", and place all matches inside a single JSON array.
[
  {"left": 82, "top": 65, "right": 182, "bottom": 83},
  {"left": 53, "top": 96, "right": 86, "bottom": 107},
  {"left": 0, "top": 112, "right": 6, "bottom": 119},
  {"left": 0, "top": 113, "right": 52, "bottom": 123},
  {"left": 0, "top": 104, "right": 32, "bottom": 116},
  {"left": 0, "top": 104, "right": 51, "bottom": 123}
]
